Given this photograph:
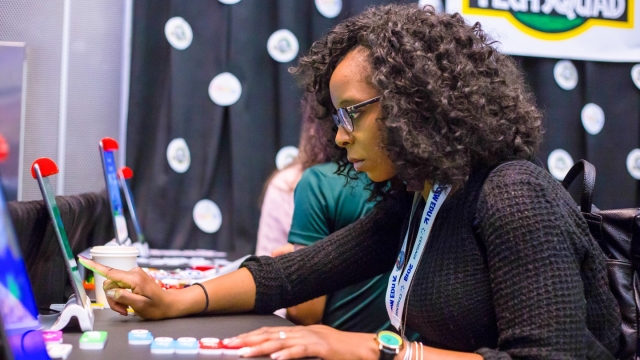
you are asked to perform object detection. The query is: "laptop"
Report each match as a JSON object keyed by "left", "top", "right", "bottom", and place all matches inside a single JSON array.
[{"left": 0, "top": 178, "right": 50, "bottom": 360}]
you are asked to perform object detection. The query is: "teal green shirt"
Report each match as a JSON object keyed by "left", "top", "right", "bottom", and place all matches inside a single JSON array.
[{"left": 288, "top": 162, "right": 393, "bottom": 333}]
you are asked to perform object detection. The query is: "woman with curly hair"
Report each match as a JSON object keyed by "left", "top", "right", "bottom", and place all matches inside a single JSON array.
[{"left": 80, "top": 4, "right": 620, "bottom": 359}]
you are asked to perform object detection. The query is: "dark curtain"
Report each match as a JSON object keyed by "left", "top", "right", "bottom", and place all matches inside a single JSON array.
[
  {"left": 518, "top": 58, "right": 640, "bottom": 210},
  {"left": 127, "top": 0, "right": 640, "bottom": 253},
  {"left": 127, "top": 0, "right": 412, "bottom": 254}
]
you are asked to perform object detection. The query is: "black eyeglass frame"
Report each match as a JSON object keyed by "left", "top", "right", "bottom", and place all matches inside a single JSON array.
[{"left": 332, "top": 96, "right": 382, "bottom": 133}]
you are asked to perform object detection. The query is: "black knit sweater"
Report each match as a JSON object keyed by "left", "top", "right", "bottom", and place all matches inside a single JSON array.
[{"left": 242, "top": 161, "right": 620, "bottom": 359}]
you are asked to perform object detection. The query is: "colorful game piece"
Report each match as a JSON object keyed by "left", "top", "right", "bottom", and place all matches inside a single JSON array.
[
  {"left": 91, "top": 303, "right": 104, "bottom": 310},
  {"left": 221, "top": 342, "right": 244, "bottom": 355},
  {"left": 175, "top": 337, "right": 199, "bottom": 354},
  {"left": 42, "top": 330, "right": 63, "bottom": 344},
  {"left": 45, "top": 343, "right": 73, "bottom": 359},
  {"left": 192, "top": 264, "right": 216, "bottom": 271},
  {"left": 79, "top": 331, "right": 108, "bottom": 350},
  {"left": 198, "top": 338, "right": 222, "bottom": 355},
  {"left": 150, "top": 337, "right": 176, "bottom": 354},
  {"left": 128, "top": 329, "right": 154, "bottom": 345},
  {"left": 82, "top": 279, "right": 95, "bottom": 291}
]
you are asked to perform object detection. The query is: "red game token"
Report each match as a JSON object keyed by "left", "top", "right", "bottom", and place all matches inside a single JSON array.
[
  {"left": 198, "top": 338, "right": 222, "bottom": 355},
  {"left": 191, "top": 265, "right": 216, "bottom": 271},
  {"left": 221, "top": 342, "right": 244, "bottom": 355}
]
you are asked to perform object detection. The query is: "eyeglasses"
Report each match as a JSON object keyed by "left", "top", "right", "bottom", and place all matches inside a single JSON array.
[{"left": 332, "top": 96, "right": 381, "bottom": 133}]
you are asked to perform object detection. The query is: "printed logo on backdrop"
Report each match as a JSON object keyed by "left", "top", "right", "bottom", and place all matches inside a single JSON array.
[
  {"left": 267, "top": 30, "right": 299, "bottom": 63},
  {"left": 632, "top": 64, "right": 640, "bottom": 90},
  {"left": 463, "top": 0, "right": 632, "bottom": 39},
  {"left": 165, "top": 17, "right": 193, "bottom": 50},
  {"left": 193, "top": 199, "right": 222, "bottom": 234},
  {"left": 275, "top": 146, "right": 299, "bottom": 170},
  {"left": 626, "top": 149, "right": 640, "bottom": 179},
  {"left": 548, "top": 149, "right": 574, "bottom": 180},
  {"left": 420, "top": 0, "right": 445, "bottom": 13},
  {"left": 166, "top": 138, "right": 191, "bottom": 173},
  {"left": 208, "top": 72, "right": 242, "bottom": 106},
  {"left": 554, "top": 60, "right": 579, "bottom": 90},
  {"left": 315, "top": 0, "right": 342, "bottom": 18},
  {"left": 581, "top": 103, "right": 605, "bottom": 135}
]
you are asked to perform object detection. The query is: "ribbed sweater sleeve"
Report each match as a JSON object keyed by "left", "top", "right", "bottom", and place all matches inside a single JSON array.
[
  {"left": 242, "top": 194, "right": 411, "bottom": 314},
  {"left": 474, "top": 162, "right": 597, "bottom": 359}
]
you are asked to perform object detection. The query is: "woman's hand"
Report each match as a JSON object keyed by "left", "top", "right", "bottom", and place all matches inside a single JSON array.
[
  {"left": 78, "top": 256, "right": 177, "bottom": 320},
  {"left": 271, "top": 244, "right": 295, "bottom": 257},
  {"left": 226, "top": 325, "right": 381, "bottom": 360}
]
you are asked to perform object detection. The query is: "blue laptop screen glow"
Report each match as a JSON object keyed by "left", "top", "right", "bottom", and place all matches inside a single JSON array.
[{"left": 0, "top": 188, "right": 49, "bottom": 359}]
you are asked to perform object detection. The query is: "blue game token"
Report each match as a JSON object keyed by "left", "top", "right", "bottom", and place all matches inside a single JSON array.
[
  {"left": 150, "top": 337, "right": 175, "bottom": 354},
  {"left": 175, "top": 337, "right": 199, "bottom": 354},
  {"left": 128, "top": 329, "right": 153, "bottom": 345}
]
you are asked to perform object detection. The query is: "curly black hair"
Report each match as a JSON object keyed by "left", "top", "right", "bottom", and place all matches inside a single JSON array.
[
  {"left": 290, "top": 4, "right": 543, "bottom": 198},
  {"left": 297, "top": 92, "right": 336, "bottom": 170}
]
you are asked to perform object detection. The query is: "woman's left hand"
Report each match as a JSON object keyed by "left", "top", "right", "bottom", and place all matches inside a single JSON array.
[{"left": 226, "top": 325, "right": 380, "bottom": 360}]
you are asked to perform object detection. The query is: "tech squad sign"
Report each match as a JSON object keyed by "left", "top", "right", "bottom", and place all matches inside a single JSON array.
[
  {"left": 447, "top": 0, "right": 639, "bottom": 61},
  {"left": 466, "top": 0, "right": 629, "bottom": 37}
]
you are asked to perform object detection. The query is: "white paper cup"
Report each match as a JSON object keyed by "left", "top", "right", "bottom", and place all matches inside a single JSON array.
[{"left": 89, "top": 245, "right": 139, "bottom": 308}]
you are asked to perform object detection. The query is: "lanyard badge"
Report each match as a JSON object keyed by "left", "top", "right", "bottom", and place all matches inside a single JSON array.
[{"left": 385, "top": 184, "right": 450, "bottom": 332}]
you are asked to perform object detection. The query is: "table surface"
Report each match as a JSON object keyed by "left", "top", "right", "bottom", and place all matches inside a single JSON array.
[{"left": 63, "top": 308, "right": 294, "bottom": 359}]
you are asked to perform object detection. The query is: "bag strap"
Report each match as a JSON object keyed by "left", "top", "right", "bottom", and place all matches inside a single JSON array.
[{"left": 560, "top": 159, "right": 596, "bottom": 214}]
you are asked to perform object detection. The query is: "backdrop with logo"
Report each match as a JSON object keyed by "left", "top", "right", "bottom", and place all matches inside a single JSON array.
[
  {"left": 447, "top": 0, "right": 640, "bottom": 61},
  {"left": 127, "top": 0, "right": 640, "bottom": 253}
]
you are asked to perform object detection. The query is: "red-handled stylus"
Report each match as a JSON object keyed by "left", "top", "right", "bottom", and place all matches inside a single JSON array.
[
  {"left": 99, "top": 137, "right": 128, "bottom": 245},
  {"left": 0, "top": 134, "right": 9, "bottom": 162},
  {"left": 30, "top": 157, "right": 59, "bottom": 178},
  {"left": 118, "top": 166, "right": 146, "bottom": 245},
  {"left": 119, "top": 166, "right": 133, "bottom": 180},
  {"left": 100, "top": 137, "right": 118, "bottom": 151}
]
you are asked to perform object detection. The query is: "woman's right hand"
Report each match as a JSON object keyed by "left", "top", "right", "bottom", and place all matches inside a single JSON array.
[{"left": 78, "top": 256, "right": 177, "bottom": 320}]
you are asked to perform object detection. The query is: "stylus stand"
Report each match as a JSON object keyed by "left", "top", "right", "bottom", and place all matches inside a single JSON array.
[
  {"left": 104, "top": 237, "right": 132, "bottom": 247},
  {"left": 40, "top": 294, "right": 94, "bottom": 332},
  {"left": 132, "top": 241, "right": 149, "bottom": 258}
]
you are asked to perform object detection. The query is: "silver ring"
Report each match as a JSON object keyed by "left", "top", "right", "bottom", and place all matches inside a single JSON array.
[{"left": 279, "top": 331, "right": 286, "bottom": 340}]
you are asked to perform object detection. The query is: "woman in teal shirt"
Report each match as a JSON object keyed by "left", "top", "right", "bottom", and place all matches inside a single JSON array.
[{"left": 283, "top": 162, "right": 390, "bottom": 334}]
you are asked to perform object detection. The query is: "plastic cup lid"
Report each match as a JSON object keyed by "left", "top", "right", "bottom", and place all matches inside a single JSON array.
[{"left": 90, "top": 245, "right": 139, "bottom": 256}]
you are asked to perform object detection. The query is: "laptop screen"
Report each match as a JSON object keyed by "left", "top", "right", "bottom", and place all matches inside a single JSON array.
[{"left": 0, "top": 185, "right": 49, "bottom": 359}]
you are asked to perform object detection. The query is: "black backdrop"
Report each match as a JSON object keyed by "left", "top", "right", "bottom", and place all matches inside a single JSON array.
[{"left": 126, "top": 0, "right": 640, "bottom": 253}]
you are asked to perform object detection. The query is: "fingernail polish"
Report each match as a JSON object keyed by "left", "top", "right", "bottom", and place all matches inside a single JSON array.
[
  {"left": 271, "top": 352, "right": 282, "bottom": 360},
  {"left": 106, "top": 289, "right": 116, "bottom": 298},
  {"left": 238, "top": 347, "right": 251, "bottom": 356}
]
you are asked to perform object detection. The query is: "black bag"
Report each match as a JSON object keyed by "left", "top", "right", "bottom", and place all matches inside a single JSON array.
[{"left": 562, "top": 159, "right": 640, "bottom": 360}]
